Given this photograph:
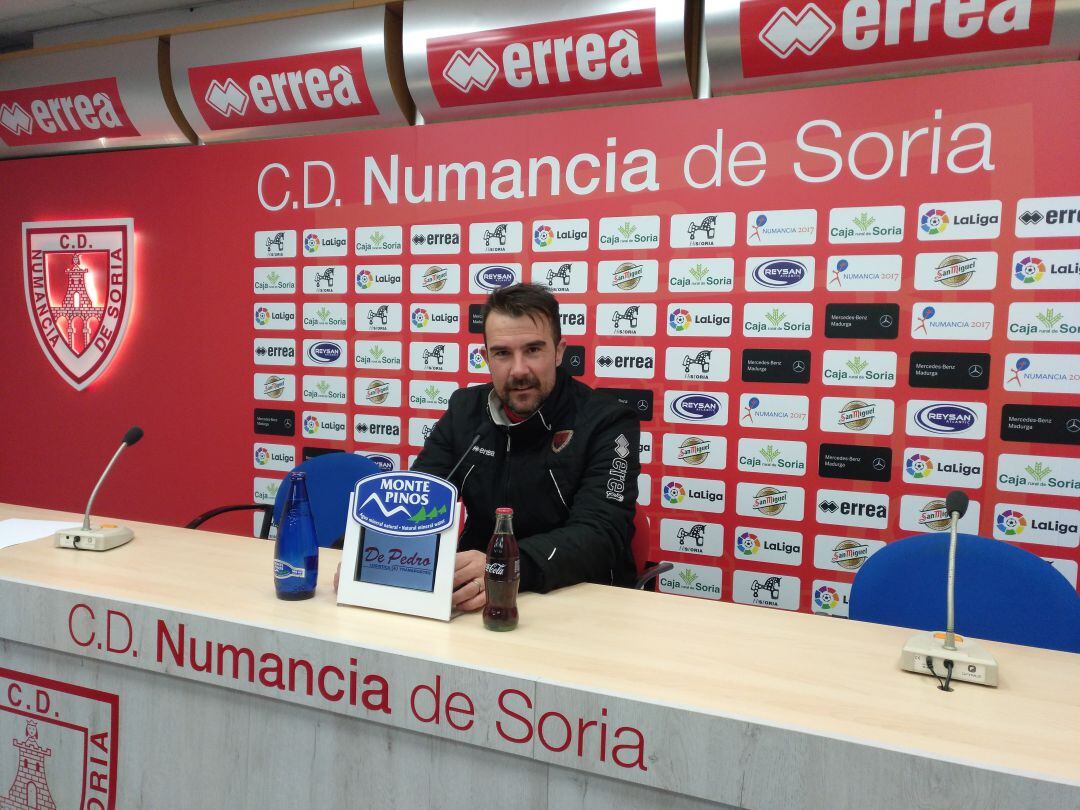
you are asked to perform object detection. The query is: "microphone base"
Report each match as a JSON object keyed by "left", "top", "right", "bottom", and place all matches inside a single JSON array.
[
  {"left": 901, "top": 631, "right": 999, "bottom": 687},
  {"left": 55, "top": 525, "right": 134, "bottom": 552}
]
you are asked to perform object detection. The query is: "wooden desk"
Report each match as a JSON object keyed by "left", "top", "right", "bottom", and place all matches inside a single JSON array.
[{"left": 0, "top": 503, "right": 1076, "bottom": 809}]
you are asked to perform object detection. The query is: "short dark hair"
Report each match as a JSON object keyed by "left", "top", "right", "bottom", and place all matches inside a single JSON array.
[{"left": 481, "top": 283, "right": 561, "bottom": 345}]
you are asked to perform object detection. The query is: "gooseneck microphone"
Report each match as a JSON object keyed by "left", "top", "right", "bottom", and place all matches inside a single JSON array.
[
  {"left": 55, "top": 426, "right": 144, "bottom": 552},
  {"left": 900, "top": 489, "right": 998, "bottom": 688},
  {"left": 943, "top": 490, "right": 970, "bottom": 652}
]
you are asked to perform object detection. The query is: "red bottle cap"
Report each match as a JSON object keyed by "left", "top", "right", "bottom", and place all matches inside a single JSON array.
[{"left": 496, "top": 507, "right": 513, "bottom": 515}]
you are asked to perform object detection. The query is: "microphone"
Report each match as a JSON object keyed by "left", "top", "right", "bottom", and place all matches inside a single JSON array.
[
  {"left": 900, "top": 489, "right": 998, "bottom": 688},
  {"left": 446, "top": 434, "right": 482, "bottom": 485},
  {"left": 55, "top": 426, "right": 143, "bottom": 552}
]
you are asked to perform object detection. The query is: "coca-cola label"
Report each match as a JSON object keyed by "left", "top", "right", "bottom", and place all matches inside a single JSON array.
[
  {"left": 427, "top": 9, "right": 662, "bottom": 108},
  {"left": 485, "top": 559, "right": 520, "bottom": 578},
  {"left": 187, "top": 47, "right": 377, "bottom": 130},
  {"left": 0, "top": 78, "right": 139, "bottom": 146},
  {"left": 741, "top": 0, "right": 1056, "bottom": 78}
]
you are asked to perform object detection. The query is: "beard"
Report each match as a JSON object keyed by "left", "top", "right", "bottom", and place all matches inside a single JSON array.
[{"left": 500, "top": 374, "right": 544, "bottom": 416}]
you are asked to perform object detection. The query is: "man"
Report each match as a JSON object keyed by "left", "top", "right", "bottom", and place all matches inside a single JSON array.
[{"left": 413, "top": 283, "right": 639, "bottom": 612}]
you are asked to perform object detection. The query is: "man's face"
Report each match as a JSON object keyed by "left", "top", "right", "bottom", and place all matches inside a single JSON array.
[{"left": 484, "top": 311, "right": 566, "bottom": 416}]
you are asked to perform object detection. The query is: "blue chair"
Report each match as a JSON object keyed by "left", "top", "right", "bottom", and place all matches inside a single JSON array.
[
  {"left": 849, "top": 533, "right": 1080, "bottom": 654},
  {"left": 187, "top": 452, "right": 380, "bottom": 548}
]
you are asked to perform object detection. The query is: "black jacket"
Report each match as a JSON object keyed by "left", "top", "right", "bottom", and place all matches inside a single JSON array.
[{"left": 412, "top": 369, "right": 639, "bottom": 593}]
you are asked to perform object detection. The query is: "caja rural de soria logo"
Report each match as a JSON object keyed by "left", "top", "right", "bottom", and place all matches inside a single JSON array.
[
  {"left": 905, "top": 453, "right": 934, "bottom": 479},
  {"left": 736, "top": 531, "right": 761, "bottom": 556},
  {"left": 533, "top": 225, "right": 554, "bottom": 247},
  {"left": 668, "top": 307, "right": 692, "bottom": 331},
  {"left": 996, "top": 509, "right": 1027, "bottom": 536},
  {"left": 663, "top": 481, "right": 686, "bottom": 504},
  {"left": 920, "top": 208, "right": 949, "bottom": 235},
  {"left": 1013, "top": 256, "right": 1046, "bottom": 285}
]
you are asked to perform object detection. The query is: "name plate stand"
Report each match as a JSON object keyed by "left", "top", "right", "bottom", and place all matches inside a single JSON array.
[{"left": 337, "top": 471, "right": 460, "bottom": 621}]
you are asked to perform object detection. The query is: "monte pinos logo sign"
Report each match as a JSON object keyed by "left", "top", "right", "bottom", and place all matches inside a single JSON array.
[{"left": 23, "top": 219, "right": 134, "bottom": 390}]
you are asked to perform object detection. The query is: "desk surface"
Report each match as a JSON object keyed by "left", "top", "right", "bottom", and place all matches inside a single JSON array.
[{"left": 1, "top": 502, "right": 1078, "bottom": 790}]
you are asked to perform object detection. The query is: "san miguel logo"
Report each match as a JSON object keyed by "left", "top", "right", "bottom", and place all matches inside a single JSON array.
[
  {"left": 0, "top": 78, "right": 139, "bottom": 147},
  {"left": 187, "top": 48, "right": 377, "bottom": 129},
  {"left": 740, "top": 0, "right": 1055, "bottom": 77},
  {"left": 427, "top": 9, "right": 662, "bottom": 107},
  {"left": 23, "top": 219, "right": 134, "bottom": 390},
  {"left": 0, "top": 667, "right": 119, "bottom": 809}
]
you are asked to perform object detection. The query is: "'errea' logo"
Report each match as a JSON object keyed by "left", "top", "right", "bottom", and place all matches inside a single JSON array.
[
  {"left": 428, "top": 9, "right": 662, "bottom": 108},
  {"left": 740, "top": 0, "right": 1055, "bottom": 78},
  {"left": 0, "top": 78, "right": 139, "bottom": 146},
  {"left": 187, "top": 47, "right": 376, "bottom": 129}
]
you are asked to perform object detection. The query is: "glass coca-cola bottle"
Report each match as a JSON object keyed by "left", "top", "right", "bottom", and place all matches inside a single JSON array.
[{"left": 483, "top": 507, "right": 520, "bottom": 631}]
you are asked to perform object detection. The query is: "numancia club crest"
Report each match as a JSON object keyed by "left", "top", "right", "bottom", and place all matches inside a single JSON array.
[
  {"left": 0, "top": 666, "right": 119, "bottom": 809},
  {"left": 22, "top": 219, "right": 134, "bottom": 390}
]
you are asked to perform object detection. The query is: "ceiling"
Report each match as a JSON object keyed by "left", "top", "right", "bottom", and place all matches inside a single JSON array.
[{"left": 0, "top": 0, "right": 320, "bottom": 53}]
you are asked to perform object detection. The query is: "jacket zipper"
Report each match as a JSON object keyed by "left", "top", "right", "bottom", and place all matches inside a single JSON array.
[
  {"left": 548, "top": 469, "right": 568, "bottom": 510},
  {"left": 459, "top": 464, "right": 475, "bottom": 495}
]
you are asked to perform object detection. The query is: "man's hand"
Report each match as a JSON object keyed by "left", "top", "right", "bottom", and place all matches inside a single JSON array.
[{"left": 452, "top": 550, "right": 487, "bottom": 612}]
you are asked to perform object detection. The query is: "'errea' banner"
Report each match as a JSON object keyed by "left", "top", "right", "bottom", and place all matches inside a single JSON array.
[
  {"left": 741, "top": 0, "right": 1057, "bottom": 77},
  {"left": 427, "top": 9, "right": 663, "bottom": 106},
  {"left": 0, "top": 78, "right": 139, "bottom": 146}
]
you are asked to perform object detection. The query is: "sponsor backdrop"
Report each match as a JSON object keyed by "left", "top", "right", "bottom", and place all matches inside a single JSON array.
[{"left": 1, "top": 61, "right": 1077, "bottom": 617}]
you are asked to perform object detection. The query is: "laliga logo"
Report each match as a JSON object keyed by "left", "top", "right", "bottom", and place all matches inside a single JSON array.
[
  {"left": 759, "top": 4, "right": 836, "bottom": 58},
  {"left": 534, "top": 225, "right": 555, "bottom": 247},
  {"left": 920, "top": 208, "right": 949, "bottom": 234},
  {"left": 663, "top": 481, "right": 686, "bottom": 504},
  {"left": 1014, "top": 256, "right": 1045, "bottom": 285},
  {"left": 204, "top": 78, "right": 249, "bottom": 117},
  {"left": 736, "top": 531, "right": 761, "bottom": 556},
  {"left": 814, "top": 585, "right": 841, "bottom": 610},
  {"left": 303, "top": 415, "right": 320, "bottom": 435},
  {"left": 0, "top": 102, "right": 33, "bottom": 135},
  {"left": 906, "top": 453, "right": 934, "bottom": 479},
  {"left": 996, "top": 509, "right": 1026, "bottom": 536},
  {"left": 255, "top": 446, "right": 270, "bottom": 466},
  {"left": 668, "top": 308, "right": 691, "bottom": 331},
  {"left": 412, "top": 308, "right": 430, "bottom": 328},
  {"left": 442, "top": 49, "right": 500, "bottom": 93},
  {"left": 469, "top": 346, "right": 487, "bottom": 371},
  {"left": 304, "top": 234, "right": 321, "bottom": 253}
]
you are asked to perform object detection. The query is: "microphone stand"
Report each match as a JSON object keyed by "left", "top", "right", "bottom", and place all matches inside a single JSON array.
[
  {"left": 55, "top": 427, "right": 143, "bottom": 552},
  {"left": 900, "top": 492, "right": 999, "bottom": 688}
]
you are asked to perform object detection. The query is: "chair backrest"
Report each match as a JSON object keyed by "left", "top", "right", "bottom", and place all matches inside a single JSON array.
[
  {"left": 273, "top": 452, "right": 381, "bottom": 548},
  {"left": 849, "top": 532, "right": 1080, "bottom": 653},
  {"left": 630, "top": 509, "right": 652, "bottom": 576}
]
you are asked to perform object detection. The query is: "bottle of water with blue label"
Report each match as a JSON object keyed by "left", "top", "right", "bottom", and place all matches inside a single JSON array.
[{"left": 274, "top": 471, "right": 318, "bottom": 600}]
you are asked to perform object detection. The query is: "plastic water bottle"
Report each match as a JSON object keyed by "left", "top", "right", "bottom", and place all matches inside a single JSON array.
[
  {"left": 274, "top": 472, "right": 318, "bottom": 600},
  {"left": 483, "top": 507, "right": 520, "bottom": 631}
]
